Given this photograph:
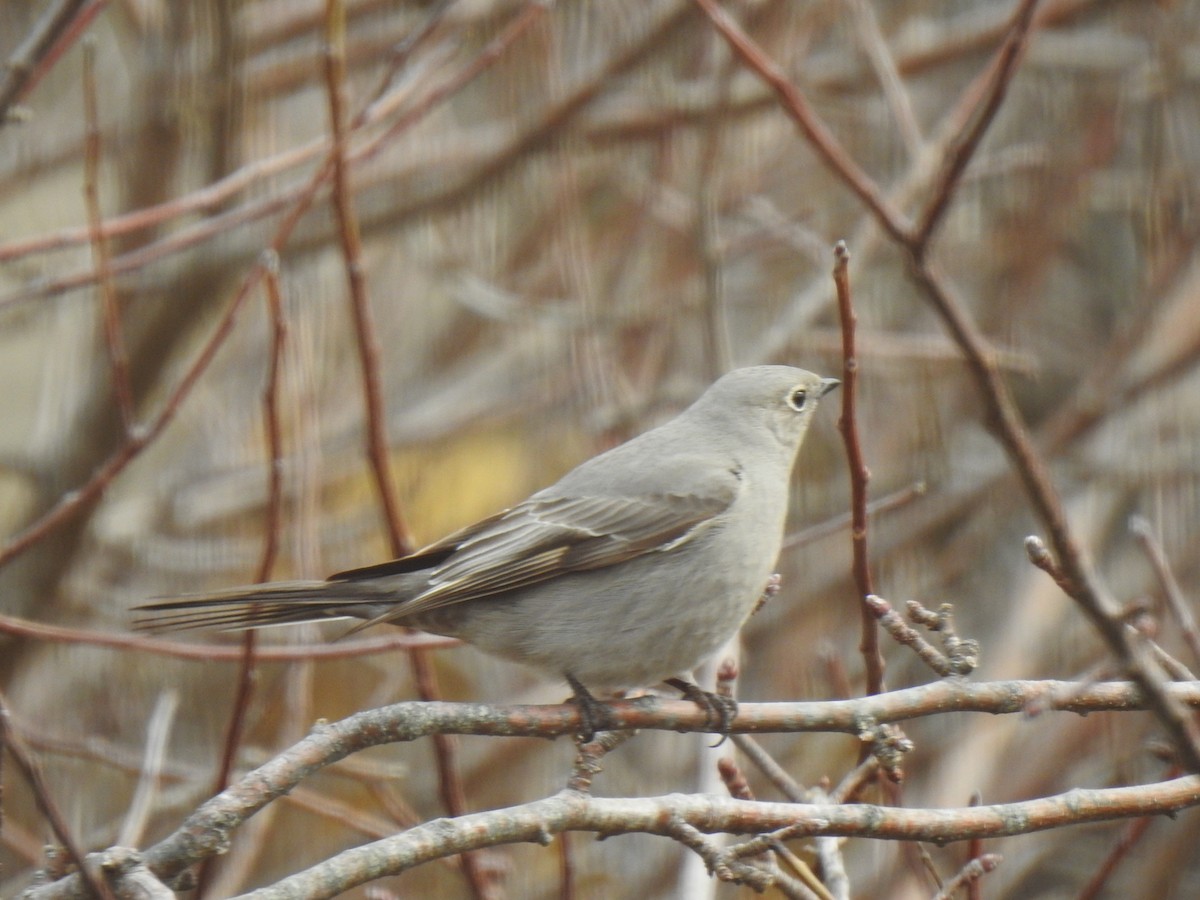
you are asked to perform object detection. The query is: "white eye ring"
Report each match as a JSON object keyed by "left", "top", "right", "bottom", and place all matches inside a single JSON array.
[{"left": 788, "top": 388, "right": 808, "bottom": 411}]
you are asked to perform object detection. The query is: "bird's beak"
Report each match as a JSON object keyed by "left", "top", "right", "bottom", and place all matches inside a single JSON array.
[{"left": 819, "top": 377, "right": 840, "bottom": 397}]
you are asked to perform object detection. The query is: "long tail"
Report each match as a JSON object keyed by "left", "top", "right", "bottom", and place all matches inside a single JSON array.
[{"left": 132, "top": 580, "right": 392, "bottom": 633}]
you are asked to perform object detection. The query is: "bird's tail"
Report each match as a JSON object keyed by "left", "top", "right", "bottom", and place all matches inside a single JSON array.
[{"left": 132, "top": 580, "right": 392, "bottom": 633}]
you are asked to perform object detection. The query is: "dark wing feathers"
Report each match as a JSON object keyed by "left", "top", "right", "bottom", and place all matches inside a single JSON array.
[{"left": 356, "top": 488, "right": 735, "bottom": 627}]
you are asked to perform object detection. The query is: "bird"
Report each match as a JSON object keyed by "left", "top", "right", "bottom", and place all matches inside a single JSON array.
[{"left": 135, "top": 366, "right": 839, "bottom": 739}]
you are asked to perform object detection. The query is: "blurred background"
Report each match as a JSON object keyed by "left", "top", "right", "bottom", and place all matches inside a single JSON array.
[{"left": 2, "top": 0, "right": 1199, "bottom": 897}]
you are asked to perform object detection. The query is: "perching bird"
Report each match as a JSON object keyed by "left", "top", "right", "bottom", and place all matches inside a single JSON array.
[{"left": 135, "top": 366, "right": 838, "bottom": 738}]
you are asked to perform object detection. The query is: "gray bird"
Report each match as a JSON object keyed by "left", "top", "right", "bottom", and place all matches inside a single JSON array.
[{"left": 135, "top": 366, "right": 838, "bottom": 738}]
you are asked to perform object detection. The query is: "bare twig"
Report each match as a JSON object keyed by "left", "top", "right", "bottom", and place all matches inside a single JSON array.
[
  {"left": 690, "top": 0, "right": 912, "bottom": 244},
  {"left": 324, "top": 0, "right": 413, "bottom": 557},
  {"left": 82, "top": 37, "right": 134, "bottom": 430},
  {"left": 0, "top": 0, "right": 102, "bottom": 124},
  {"left": 1130, "top": 516, "right": 1200, "bottom": 668},
  {"left": 783, "top": 481, "right": 926, "bottom": 550},
  {"left": 1074, "top": 767, "right": 1178, "bottom": 900},
  {"left": 832, "top": 242, "right": 885, "bottom": 697},
  {"left": 846, "top": 0, "right": 922, "bottom": 159},
  {"left": 117, "top": 691, "right": 179, "bottom": 848},
  {"left": 931, "top": 854, "right": 1002, "bottom": 900},
  {"left": 912, "top": 0, "right": 1040, "bottom": 246},
  {"left": 0, "top": 690, "right": 115, "bottom": 900}
]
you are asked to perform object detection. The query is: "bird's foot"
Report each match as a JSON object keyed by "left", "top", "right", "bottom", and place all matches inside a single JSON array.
[
  {"left": 664, "top": 677, "right": 738, "bottom": 745},
  {"left": 565, "top": 674, "right": 613, "bottom": 743}
]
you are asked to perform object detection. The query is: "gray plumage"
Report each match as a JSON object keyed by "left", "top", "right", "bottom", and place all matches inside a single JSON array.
[{"left": 136, "top": 366, "right": 837, "bottom": 696}]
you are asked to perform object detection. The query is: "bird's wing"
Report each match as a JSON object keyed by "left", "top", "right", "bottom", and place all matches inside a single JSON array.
[{"left": 340, "top": 480, "right": 738, "bottom": 628}]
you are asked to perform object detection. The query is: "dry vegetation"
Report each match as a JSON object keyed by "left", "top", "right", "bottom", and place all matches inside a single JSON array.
[{"left": 3, "top": 0, "right": 1200, "bottom": 898}]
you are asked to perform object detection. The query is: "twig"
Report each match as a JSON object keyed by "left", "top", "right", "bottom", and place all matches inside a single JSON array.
[
  {"left": 1130, "top": 516, "right": 1200, "bottom": 668},
  {"left": 783, "top": 481, "right": 925, "bottom": 550},
  {"left": 690, "top": 0, "right": 912, "bottom": 244},
  {"left": 1074, "top": 767, "right": 1177, "bottom": 900},
  {"left": 1025, "top": 535, "right": 1200, "bottom": 768},
  {"left": 324, "top": 0, "right": 414, "bottom": 557},
  {"left": 0, "top": 0, "right": 102, "bottom": 124},
  {"left": 730, "top": 734, "right": 805, "bottom": 802},
  {"left": 846, "top": 0, "right": 922, "bottom": 159},
  {"left": 117, "top": 690, "right": 179, "bottom": 848},
  {"left": 832, "top": 242, "right": 885, "bottom": 697},
  {"left": 193, "top": 256, "right": 293, "bottom": 896},
  {"left": 82, "top": 37, "right": 134, "bottom": 431},
  {"left": 965, "top": 790, "right": 984, "bottom": 900},
  {"left": 912, "top": 0, "right": 1040, "bottom": 247},
  {"left": 930, "top": 854, "right": 1002, "bottom": 900},
  {"left": 865, "top": 595, "right": 953, "bottom": 677},
  {"left": 0, "top": 690, "right": 115, "bottom": 900}
]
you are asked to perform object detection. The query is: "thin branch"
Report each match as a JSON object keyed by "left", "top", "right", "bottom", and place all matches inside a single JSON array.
[
  {"left": 193, "top": 256, "right": 293, "bottom": 896},
  {"left": 82, "top": 37, "right": 134, "bottom": 431},
  {"left": 22, "top": 679, "right": 1200, "bottom": 898},
  {"left": 324, "top": 0, "right": 413, "bottom": 556},
  {"left": 846, "top": 0, "right": 923, "bottom": 159},
  {"left": 911, "top": 0, "right": 1041, "bottom": 247},
  {"left": 782, "top": 480, "right": 925, "bottom": 550},
  {"left": 690, "top": 0, "right": 913, "bottom": 245},
  {"left": 832, "top": 241, "right": 885, "bottom": 696},
  {"left": 0, "top": 0, "right": 102, "bottom": 124},
  {"left": 0, "top": 690, "right": 115, "bottom": 900},
  {"left": 117, "top": 690, "right": 179, "bottom": 848},
  {"left": 1130, "top": 516, "right": 1200, "bottom": 669},
  {"left": 931, "top": 854, "right": 1002, "bottom": 900},
  {"left": 1074, "top": 768, "right": 1174, "bottom": 900}
]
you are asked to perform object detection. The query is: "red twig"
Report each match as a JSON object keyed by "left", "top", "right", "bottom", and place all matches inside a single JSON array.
[
  {"left": 690, "top": 0, "right": 912, "bottom": 245},
  {"left": 912, "top": 0, "right": 1041, "bottom": 248},
  {"left": 256, "top": 256, "right": 289, "bottom": 588},
  {"left": 1130, "top": 517, "right": 1200, "bottom": 669},
  {"left": 324, "top": 0, "right": 413, "bottom": 557},
  {"left": 195, "top": 256, "right": 292, "bottom": 898},
  {"left": 0, "top": 690, "right": 115, "bottom": 900},
  {"left": 1074, "top": 767, "right": 1177, "bottom": 900},
  {"left": 0, "top": 0, "right": 105, "bottom": 124},
  {"left": 832, "top": 242, "right": 885, "bottom": 697},
  {"left": 82, "top": 38, "right": 134, "bottom": 431},
  {"left": 966, "top": 791, "right": 985, "bottom": 900}
]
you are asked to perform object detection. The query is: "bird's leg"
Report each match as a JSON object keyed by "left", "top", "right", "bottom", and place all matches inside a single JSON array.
[
  {"left": 664, "top": 676, "right": 738, "bottom": 741},
  {"left": 565, "top": 673, "right": 612, "bottom": 743}
]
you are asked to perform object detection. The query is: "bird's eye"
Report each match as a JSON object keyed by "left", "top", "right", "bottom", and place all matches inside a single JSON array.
[{"left": 788, "top": 388, "right": 808, "bottom": 411}]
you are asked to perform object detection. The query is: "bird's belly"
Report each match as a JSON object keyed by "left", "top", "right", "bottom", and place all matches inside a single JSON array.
[{"left": 437, "top": 532, "right": 777, "bottom": 689}]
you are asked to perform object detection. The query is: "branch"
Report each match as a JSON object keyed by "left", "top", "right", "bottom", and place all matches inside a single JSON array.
[
  {"left": 832, "top": 241, "right": 885, "bottom": 696},
  {"left": 197, "top": 779, "right": 1200, "bottom": 899}
]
